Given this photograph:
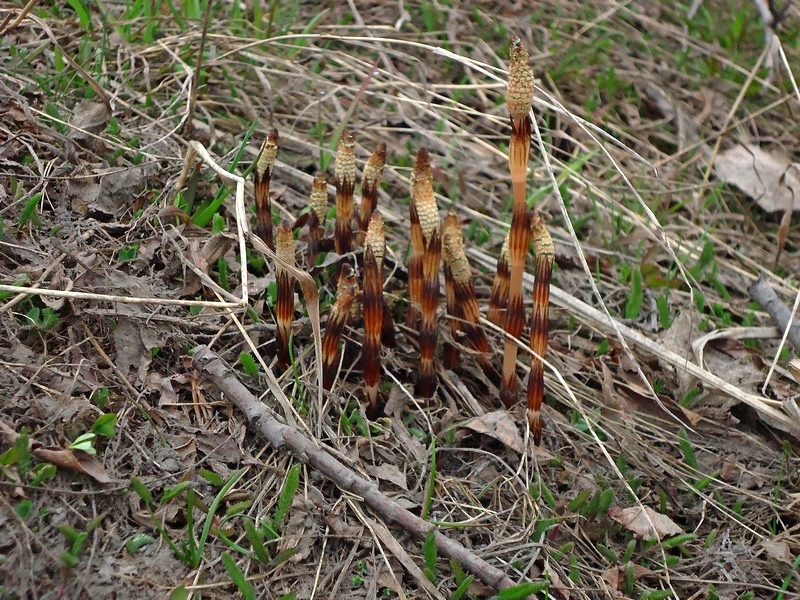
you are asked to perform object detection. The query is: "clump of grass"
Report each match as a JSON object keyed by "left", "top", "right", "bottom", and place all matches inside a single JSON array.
[
  {"left": 306, "top": 171, "right": 329, "bottom": 267},
  {"left": 526, "top": 212, "right": 554, "bottom": 445},
  {"left": 362, "top": 210, "right": 385, "bottom": 417},
  {"left": 322, "top": 264, "right": 358, "bottom": 390},
  {"left": 442, "top": 209, "right": 500, "bottom": 387},
  {"left": 275, "top": 221, "right": 296, "bottom": 370},
  {"left": 334, "top": 130, "right": 356, "bottom": 257},
  {"left": 357, "top": 142, "right": 386, "bottom": 246},
  {"left": 253, "top": 129, "right": 278, "bottom": 250},
  {"left": 409, "top": 148, "right": 441, "bottom": 399},
  {"left": 499, "top": 37, "right": 535, "bottom": 409}
]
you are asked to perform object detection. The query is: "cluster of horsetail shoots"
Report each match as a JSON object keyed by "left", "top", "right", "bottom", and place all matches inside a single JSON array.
[
  {"left": 275, "top": 221, "right": 296, "bottom": 370},
  {"left": 443, "top": 210, "right": 501, "bottom": 387},
  {"left": 334, "top": 131, "right": 356, "bottom": 257},
  {"left": 499, "top": 36, "right": 535, "bottom": 410},
  {"left": 247, "top": 36, "right": 552, "bottom": 439},
  {"left": 357, "top": 142, "right": 386, "bottom": 245},
  {"left": 409, "top": 148, "right": 442, "bottom": 399},
  {"left": 254, "top": 129, "right": 279, "bottom": 250},
  {"left": 526, "top": 212, "right": 554, "bottom": 445},
  {"left": 322, "top": 265, "right": 358, "bottom": 391},
  {"left": 487, "top": 232, "right": 511, "bottom": 329},
  {"left": 362, "top": 210, "right": 385, "bottom": 416},
  {"left": 306, "top": 171, "right": 329, "bottom": 266}
]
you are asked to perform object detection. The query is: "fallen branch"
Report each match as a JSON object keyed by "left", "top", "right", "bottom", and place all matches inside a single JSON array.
[
  {"left": 191, "top": 345, "right": 517, "bottom": 592},
  {"left": 748, "top": 276, "right": 800, "bottom": 351}
]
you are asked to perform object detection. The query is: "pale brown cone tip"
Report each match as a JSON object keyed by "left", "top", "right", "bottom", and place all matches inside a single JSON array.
[
  {"left": 275, "top": 221, "right": 295, "bottom": 273},
  {"left": 530, "top": 212, "right": 554, "bottom": 258},
  {"left": 256, "top": 129, "right": 279, "bottom": 179},
  {"left": 442, "top": 210, "right": 471, "bottom": 284},
  {"left": 365, "top": 210, "right": 385, "bottom": 267},
  {"left": 507, "top": 37, "right": 534, "bottom": 120},
  {"left": 363, "top": 142, "right": 386, "bottom": 189},
  {"left": 411, "top": 148, "right": 439, "bottom": 242},
  {"left": 334, "top": 130, "right": 356, "bottom": 187},
  {"left": 310, "top": 172, "right": 328, "bottom": 222}
]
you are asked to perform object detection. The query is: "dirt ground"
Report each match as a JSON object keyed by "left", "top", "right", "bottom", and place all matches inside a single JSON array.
[{"left": 1, "top": 1, "right": 800, "bottom": 599}]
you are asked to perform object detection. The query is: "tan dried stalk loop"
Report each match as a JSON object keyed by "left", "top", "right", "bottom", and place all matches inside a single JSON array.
[
  {"left": 322, "top": 265, "right": 359, "bottom": 391},
  {"left": 526, "top": 212, "right": 554, "bottom": 445},
  {"left": 275, "top": 221, "right": 296, "bottom": 370},
  {"left": 334, "top": 130, "right": 356, "bottom": 257},
  {"left": 357, "top": 142, "right": 386, "bottom": 246},
  {"left": 363, "top": 210, "right": 385, "bottom": 416},
  {"left": 443, "top": 210, "right": 501, "bottom": 389},
  {"left": 254, "top": 129, "right": 278, "bottom": 250},
  {"left": 500, "top": 36, "right": 534, "bottom": 410},
  {"left": 307, "top": 171, "right": 329, "bottom": 267},
  {"left": 409, "top": 148, "right": 441, "bottom": 399}
]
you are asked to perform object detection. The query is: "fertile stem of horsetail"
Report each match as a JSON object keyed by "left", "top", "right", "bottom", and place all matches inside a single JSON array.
[
  {"left": 409, "top": 148, "right": 441, "bottom": 398},
  {"left": 254, "top": 129, "right": 279, "bottom": 250},
  {"left": 334, "top": 131, "right": 356, "bottom": 257},
  {"left": 307, "top": 171, "right": 328, "bottom": 267},
  {"left": 500, "top": 36, "right": 534, "bottom": 409},
  {"left": 357, "top": 142, "right": 386, "bottom": 246},
  {"left": 275, "top": 221, "right": 296, "bottom": 370},
  {"left": 322, "top": 265, "right": 358, "bottom": 390},
  {"left": 362, "top": 210, "right": 385, "bottom": 416},
  {"left": 487, "top": 232, "right": 511, "bottom": 327},
  {"left": 443, "top": 210, "right": 501, "bottom": 388},
  {"left": 526, "top": 212, "right": 554, "bottom": 445}
]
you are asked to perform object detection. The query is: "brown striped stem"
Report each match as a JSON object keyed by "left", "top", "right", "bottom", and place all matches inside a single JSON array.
[
  {"left": 443, "top": 257, "right": 460, "bottom": 371},
  {"left": 443, "top": 210, "right": 501, "bottom": 388},
  {"left": 410, "top": 148, "right": 441, "bottom": 399},
  {"left": 362, "top": 210, "right": 385, "bottom": 417},
  {"left": 321, "top": 265, "right": 358, "bottom": 391},
  {"left": 357, "top": 142, "right": 386, "bottom": 246},
  {"left": 487, "top": 232, "right": 511, "bottom": 327},
  {"left": 307, "top": 171, "right": 328, "bottom": 267},
  {"left": 275, "top": 221, "right": 296, "bottom": 370},
  {"left": 526, "top": 212, "right": 553, "bottom": 446},
  {"left": 334, "top": 131, "right": 356, "bottom": 257},
  {"left": 254, "top": 129, "right": 278, "bottom": 250},
  {"left": 418, "top": 229, "right": 441, "bottom": 398},
  {"left": 500, "top": 36, "right": 535, "bottom": 409}
]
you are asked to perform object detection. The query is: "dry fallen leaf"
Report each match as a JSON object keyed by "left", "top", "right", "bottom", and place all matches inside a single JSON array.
[
  {"left": 367, "top": 463, "right": 408, "bottom": 490},
  {"left": 714, "top": 144, "right": 800, "bottom": 212},
  {"left": 760, "top": 539, "right": 793, "bottom": 564},
  {"left": 607, "top": 506, "right": 683, "bottom": 540},
  {"left": 461, "top": 410, "right": 525, "bottom": 453}
]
